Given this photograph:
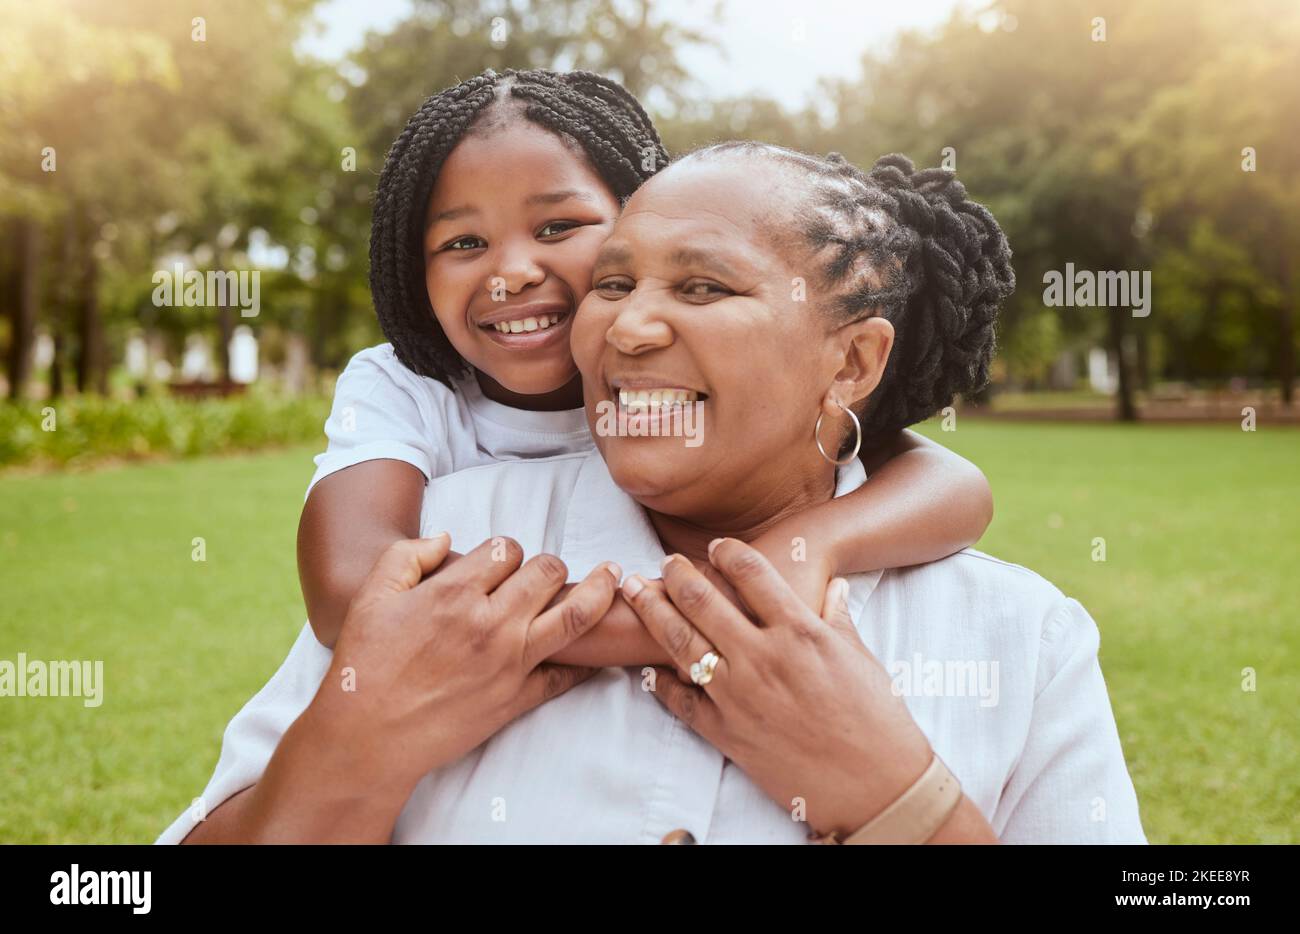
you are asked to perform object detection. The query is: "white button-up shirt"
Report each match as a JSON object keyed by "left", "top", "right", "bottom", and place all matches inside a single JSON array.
[{"left": 158, "top": 450, "right": 1146, "bottom": 844}]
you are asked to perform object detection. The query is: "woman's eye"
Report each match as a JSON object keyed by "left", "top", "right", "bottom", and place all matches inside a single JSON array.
[
  {"left": 538, "top": 221, "right": 579, "bottom": 238},
  {"left": 681, "top": 280, "right": 730, "bottom": 299},
  {"left": 444, "top": 236, "right": 485, "bottom": 251},
  {"left": 595, "top": 277, "right": 633, "bottom": 297}
]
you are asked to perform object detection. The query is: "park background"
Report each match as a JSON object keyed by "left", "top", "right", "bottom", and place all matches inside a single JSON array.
[{"left": 0, "top": 0, "right": 1296, "bottom": 843}]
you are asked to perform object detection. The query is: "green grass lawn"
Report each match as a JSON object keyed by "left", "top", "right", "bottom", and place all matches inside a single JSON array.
[{"left": 1, "top": 421, "right": 1297, "bottom": 843}]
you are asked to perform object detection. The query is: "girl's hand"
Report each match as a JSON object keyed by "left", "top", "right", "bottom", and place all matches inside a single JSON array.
[
  {"left": 310, "top": 533, "right": 621, "bottom": 798},
  {"left": 621, "top": 538, "right": 936, "bottom": 840},
  {"left": 746, "top": 526, "right": 836, "bottom": 615}
]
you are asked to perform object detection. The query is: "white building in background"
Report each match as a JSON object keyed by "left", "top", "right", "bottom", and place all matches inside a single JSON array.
[
  {"left": 229, "top": 326, "right": 258, "bottom": 384},
  {"left": 125, "top": 332, "right": 148, "bottom": 379},
  {"left": 180, "top": 334, "right": 215, "bottom": 381},
  {"left": 161, "top": 329, "right": 261, "bottom": 384},
  {"left": 1088, "top": 347, "right": 1116, "bottom": 394},
  {"left": 33, "top": 332, "right": 54, "bottom": 370}
]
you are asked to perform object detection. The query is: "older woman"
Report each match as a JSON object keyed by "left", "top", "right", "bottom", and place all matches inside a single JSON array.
[{"left": 160, "top": 146, "right": 1144, "bottom": 844}]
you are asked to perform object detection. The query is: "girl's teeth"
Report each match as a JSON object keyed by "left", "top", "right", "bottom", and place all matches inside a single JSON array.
[{"left": 492, "top": 313, "right": 564, "bottom": 334}]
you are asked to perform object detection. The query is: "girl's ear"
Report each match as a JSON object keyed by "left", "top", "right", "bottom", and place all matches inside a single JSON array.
[{"left": 820, "top": 316, "right": 894, "bottom": 417}]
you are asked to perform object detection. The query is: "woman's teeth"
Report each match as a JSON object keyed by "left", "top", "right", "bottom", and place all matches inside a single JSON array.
[
  {"left": 618, "top": 388, "right": 700, "bottom": 411},
  {"left": 491, "top": 313, "right": 563, "bottom": 334}
]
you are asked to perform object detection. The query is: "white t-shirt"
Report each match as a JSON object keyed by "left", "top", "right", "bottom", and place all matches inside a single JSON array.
[
  {"left": 305, "top": 342, "right": 593, "bottom": 498},
  {"left": 157, "top": 451, "right": 1147, "bottom": 844}
]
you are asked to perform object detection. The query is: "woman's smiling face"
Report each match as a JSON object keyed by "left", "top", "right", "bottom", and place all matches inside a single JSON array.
[
  {"left": 423, "top": 119, "right": 621, "bottom": 399},
  {"left": 571, "top": 157, "right": 857, "bottom": 523}
]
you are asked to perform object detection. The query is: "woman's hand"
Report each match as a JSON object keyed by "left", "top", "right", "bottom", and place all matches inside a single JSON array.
[
  {"left": 622, "top": 538, "right": 993, "bottom": 842},
  {"left": 188, "top": 533, "right": 619, "bottom": 843},
  {"left": 313, "top": 533, "right": 621, "bottom": 794}
]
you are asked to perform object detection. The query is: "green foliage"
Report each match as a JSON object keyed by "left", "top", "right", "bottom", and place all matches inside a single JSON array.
[
  {"left": 1000, "top": 307, "right": 1063, "bottom": 387},
  {"left": 676, "top": 0, "right": 1300, "bottom": 399},
  {"left": 1, "top": 0, "right": 1296, "bottom": 405},
  {"left": 0, "top": 391, "right": 329, "bottom": 468}
]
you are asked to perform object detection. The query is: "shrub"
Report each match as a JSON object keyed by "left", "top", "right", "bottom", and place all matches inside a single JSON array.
[{"left": 0, "top": 390, "right": 331, "bottom": 469}]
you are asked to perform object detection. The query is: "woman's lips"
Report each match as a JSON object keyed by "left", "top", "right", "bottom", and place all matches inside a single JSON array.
[{"left": 606, "top": 386, "right": 709, "bottom": 436}]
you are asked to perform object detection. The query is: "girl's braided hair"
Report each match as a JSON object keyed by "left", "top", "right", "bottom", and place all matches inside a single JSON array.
[
  {"left": 685, "top": 142, "right": 1015, "bottom": 450},
  {"left": 369, "top": 68, "right": 668, "bottom": 386}
]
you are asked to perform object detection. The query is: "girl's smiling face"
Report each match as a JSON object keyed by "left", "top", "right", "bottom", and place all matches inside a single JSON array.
[{"left": 423, "top": 119, "right": 621, "bottom": 404}]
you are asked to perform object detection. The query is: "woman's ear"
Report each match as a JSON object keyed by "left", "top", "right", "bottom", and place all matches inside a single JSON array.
[{"left": 821, "top": 316, "right": 894, "bottom": 416}]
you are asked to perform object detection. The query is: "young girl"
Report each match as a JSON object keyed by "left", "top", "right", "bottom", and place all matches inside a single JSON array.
[{"left": 297, "top": 68, "right": 993, "bottom": 665}]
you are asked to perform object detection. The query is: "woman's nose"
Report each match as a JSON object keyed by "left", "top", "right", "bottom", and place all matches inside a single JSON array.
[{"left": 605, "top": 297, "right": 673, "bottom": 355}]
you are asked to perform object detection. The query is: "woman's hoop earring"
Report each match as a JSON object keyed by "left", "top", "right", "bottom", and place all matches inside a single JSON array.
[{"left": 815, "top": 401, "right": 862, "bottom": 466}]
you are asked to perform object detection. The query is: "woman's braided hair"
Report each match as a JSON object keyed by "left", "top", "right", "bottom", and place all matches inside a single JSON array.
[
  {"left": 369, "top": 68, "right": 668, "bottom": 386},
  {"left": 686, "top": 143, "right": 1015, "bottom": 450}
]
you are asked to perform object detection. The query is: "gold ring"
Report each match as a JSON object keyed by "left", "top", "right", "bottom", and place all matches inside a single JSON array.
[{"left": 690, "top": 650, "right": 721, "bottom": 686}]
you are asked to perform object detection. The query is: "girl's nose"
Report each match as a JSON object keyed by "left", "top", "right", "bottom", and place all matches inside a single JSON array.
[{"left": 488, "top": 241, "right": 545, "bottom": 295}]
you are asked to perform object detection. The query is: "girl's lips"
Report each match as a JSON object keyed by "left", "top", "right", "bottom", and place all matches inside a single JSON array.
[{"left": 480, "top": 312, "right": 572, "bottom": 350}]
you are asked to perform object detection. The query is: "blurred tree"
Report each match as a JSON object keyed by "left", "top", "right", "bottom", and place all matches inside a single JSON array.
[
  {"left": 0, "top": 0, "right": 177, "bottom": 396},
  {"left": 348, "top": 0, "right": 719, "bottom": 162},
  {"left": 0, "top": 0, "right": 336, "bottom": 394},
  {"left": 2, "top": 0, "right": 1294, "bottom": 411},
  {"left": 1129, "top": 2, "right": 1300, "bottom": 404},
  {"left": 656, "top": 93, "right": 818, "bottom": 156},
  {"left": 807, "top": 0, "right": 1299, "bottom": 416}
]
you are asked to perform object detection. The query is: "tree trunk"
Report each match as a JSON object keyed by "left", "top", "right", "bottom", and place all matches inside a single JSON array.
[
  {"left": 1278, "top": 256, "right": 1295, "bottom": 407},
  {"left": 308, "top": 288, "right": 336, "bottom": 371},
  {"left": 1279, "top": 303, "right": 1295, "bottom": 407},
  {"left": 1107, "top": 304, "right": 1138, "bottom": 421},
  {"left": 76, "top": 249, "right": 105, "bottom": 394},
  {"left": 0, "top": 222, "right": 16, "bottom": 395},
  {"left": 50, "top": 206, "right": 80, "bottom": 399},
  {"left": 7, "top": 218, "right": 40, "bottom": 399},
  {"left": 50, "top": 329, "right": 66, "bottom": 398},
  {"left": 1270, "top": 249, "right": 1295, "bottom": 407},
  {"left": 217, "top": 300, "right": 233, "bottom": 384},
  {"left": 215, "top": 251, "right": 233, "bottom": 383},
  {"left": 1135, "top": 327, "right": 1151, "bottom": 393}
]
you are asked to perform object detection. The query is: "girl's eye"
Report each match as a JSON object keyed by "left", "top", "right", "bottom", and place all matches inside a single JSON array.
[
  {"left": 445, "top": 236, "right": 485, "bottom": 251},
  {"left": 538, "top": 221, "right": 580, "bottom": 238}
]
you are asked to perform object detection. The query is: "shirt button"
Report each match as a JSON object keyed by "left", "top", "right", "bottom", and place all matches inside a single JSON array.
[{"left": 660, "top": 829, "right": 697, "bottom": 845}]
